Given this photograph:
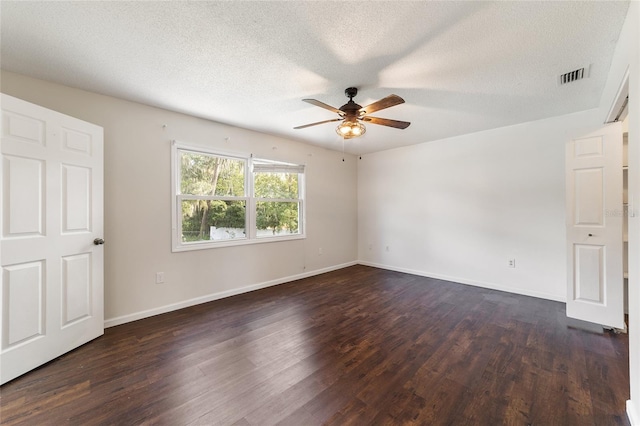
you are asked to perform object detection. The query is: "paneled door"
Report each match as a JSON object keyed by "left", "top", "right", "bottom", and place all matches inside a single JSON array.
[
  {"left": 566, "top": 122, "right": 624, "bottom": 329},
  {"left": 0, "top": 94, "right": 104, "bottom": 384}
]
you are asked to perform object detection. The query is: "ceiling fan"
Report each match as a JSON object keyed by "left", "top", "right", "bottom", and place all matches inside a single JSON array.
[{"left": 294, "top": 87, "right": 410, "bottom": 138}]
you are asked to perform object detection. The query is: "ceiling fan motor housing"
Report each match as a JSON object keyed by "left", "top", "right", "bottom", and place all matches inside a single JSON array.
[
  {"left": 340, "top": 88, "right": 363, "bottom": 119},
  {"left": 345, "top": 87, "right": 358, "bottom": 99}
]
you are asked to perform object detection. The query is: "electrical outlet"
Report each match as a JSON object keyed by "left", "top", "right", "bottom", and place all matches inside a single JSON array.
[
  {"left": 508, "top": 259, "right": 516, "bottom": 268},
  {"left": 386, "top": 245, "right": 390, "bottom": 252},
  {"left": 318, "top": 247, "right": 323, "bottom": 255},
  {"left": 156, "top": 272, "right": 165, "bottom": 284}
]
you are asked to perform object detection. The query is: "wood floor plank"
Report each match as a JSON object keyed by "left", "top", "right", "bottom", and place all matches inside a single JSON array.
[{"left": 0, "top": 265, "right": 630, "bottom": 425}]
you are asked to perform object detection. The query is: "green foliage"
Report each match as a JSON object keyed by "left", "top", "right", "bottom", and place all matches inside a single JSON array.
[
  {"left": 180, "top": 152, "right": 244, "bottom": 196},
  {"left": 254, "top": 172, "right": 299, "bottom": 235},
  {"left": 256, "top": 202, "right": 299, "bottom": 235},
  {"left": 254, "top": 172, "right": 298, "bottom": 199},
  {"left": 181, "top": 200, "right": 246, "bottom": 241},
  {"left": 214, "top": 201, "right": 246, "bottom": 228}
]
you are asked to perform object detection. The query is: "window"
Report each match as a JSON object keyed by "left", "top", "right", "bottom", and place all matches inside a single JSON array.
[
  {"left": 253, "top": 159, "right": 304, "bottom": 239},
  {"left": 171, "top": 142, "right": 305, "bottom": 251},
  {"left": 178, "top": 150, "right": 247, "bottom": 243}
]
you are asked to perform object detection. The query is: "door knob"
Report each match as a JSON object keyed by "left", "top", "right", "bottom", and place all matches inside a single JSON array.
[
  {"left": 93, "top": 238, "right": 105, "bottom": 245},
  {"left": 588, "top": 233, "right": 593, "bottom": 237}
]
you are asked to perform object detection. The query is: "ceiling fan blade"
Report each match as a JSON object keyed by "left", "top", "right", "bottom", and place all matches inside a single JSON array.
[
  {"left": 362, "top": 116, "right": 411, "bottom": 129},
  {"left": 360, "top": 94, "right": 405, "bottom": 115},
  {"left": 294, "top": 118, "right": 343, "bottom": 129},
  {"left": 302, "top": 99, "right": 344, "bottom": 116}
]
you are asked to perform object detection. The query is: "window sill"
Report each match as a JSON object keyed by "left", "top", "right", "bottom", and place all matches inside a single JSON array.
[{"left": 172, "top": 233, "right": 306, "bottom": 252}]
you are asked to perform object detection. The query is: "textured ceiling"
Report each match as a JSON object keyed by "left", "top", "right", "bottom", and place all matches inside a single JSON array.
[{"left": 0, "top": 1, "right": 630, "bottom": 154}]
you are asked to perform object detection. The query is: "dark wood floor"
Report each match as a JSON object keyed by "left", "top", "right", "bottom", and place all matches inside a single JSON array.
[{"left": 0, "top": 265, "right": 630, "bottom": 425}]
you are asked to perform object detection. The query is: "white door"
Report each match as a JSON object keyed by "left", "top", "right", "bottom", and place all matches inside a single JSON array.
[
  {"left": 566, "top": 122, "right": 624, "bottom": 329},
  {"left": 0, "top": 94, "right": 104, "bottom": 384}
]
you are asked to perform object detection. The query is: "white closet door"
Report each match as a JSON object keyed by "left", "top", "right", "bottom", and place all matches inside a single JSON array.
[{"left": 566, "top": 122, "right": 624, "bottom": 329}]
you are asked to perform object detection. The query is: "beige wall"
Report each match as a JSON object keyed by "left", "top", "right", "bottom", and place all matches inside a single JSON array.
[{"left": 1, "top": 70, "right": 358, "bottom": 325}]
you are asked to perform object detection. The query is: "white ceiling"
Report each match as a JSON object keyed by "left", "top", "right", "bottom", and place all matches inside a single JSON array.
[{"left": 0, "top": 1, "right": 630, "bottom": 154}]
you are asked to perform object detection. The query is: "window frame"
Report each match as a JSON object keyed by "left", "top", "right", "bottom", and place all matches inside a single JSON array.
[{"left": 171, "top": 141, "right": 305, "bottom": 252}]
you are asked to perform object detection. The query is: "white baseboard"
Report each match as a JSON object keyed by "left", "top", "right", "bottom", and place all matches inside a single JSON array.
[
  {"left": 104, "top": 261, "right": 357, "bottom": 328},
  {"left": 105, "top": 260, "right": 567, "bottom": 328},
  {"left": 358, "top": 261, "right": 566, "bottom": 303},
  {"left": 629, "top": 400, "right": 639, "bottom": 426}
]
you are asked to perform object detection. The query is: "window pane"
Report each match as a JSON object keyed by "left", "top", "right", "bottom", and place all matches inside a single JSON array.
[
  {"left": 181, "top": 199, "right": 246, "bottom": 242},
  {"left": 180, "top": 151, "right": 244, "bottom": 196},
  {"left": 256, "top": 201, "right": 299, "bottom": 237},
  {"left": 254, "top": 172, "right": 299, "bottom": 199}
]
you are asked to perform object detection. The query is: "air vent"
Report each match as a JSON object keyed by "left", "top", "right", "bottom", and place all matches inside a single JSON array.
[{"left": 559, "top": 66, "right": 589, "bottom": 85}]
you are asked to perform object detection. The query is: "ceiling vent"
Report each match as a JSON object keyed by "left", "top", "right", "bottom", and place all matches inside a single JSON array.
[{"left": 559, "top": 66, "right": 590, "bottom": 85}]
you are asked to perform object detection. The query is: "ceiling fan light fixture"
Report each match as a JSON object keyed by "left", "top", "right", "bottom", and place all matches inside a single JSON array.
[{"left": 336, "top": 120, "right": 366, "bottom": 138}]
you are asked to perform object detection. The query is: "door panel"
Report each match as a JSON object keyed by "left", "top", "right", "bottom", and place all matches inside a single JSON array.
[
  {"left": 61, "top": 127, "right": 93, "bottom": 155},
  {"left": 62, "top": 164, "right": 91, "bottom": 233},
  {"left": 574, "top": 244, "right": 604, "bottom": 303},
  {"left": 566, "top": 123, "right": 624, "bottom": 329},
  {"left": 3, "top": 261, "right": 45, "bottom": 347},
  {"left": 1, "top": 111, "right": 45, "bottom": 146},
  {"left": 0, "top": 94, "right": 104, "bottom": 384},
  {"left": 3, "top": 156, "right": 44, "bottom": 236},
  {"left": 574, "top": 135, "right": 603, "bottom": 157},
  {"left": 62, "top": 253, "right": 92, "bottom": 326},
  {"left": 574, "top": 168, "right": 604, "bottom": 225}
]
